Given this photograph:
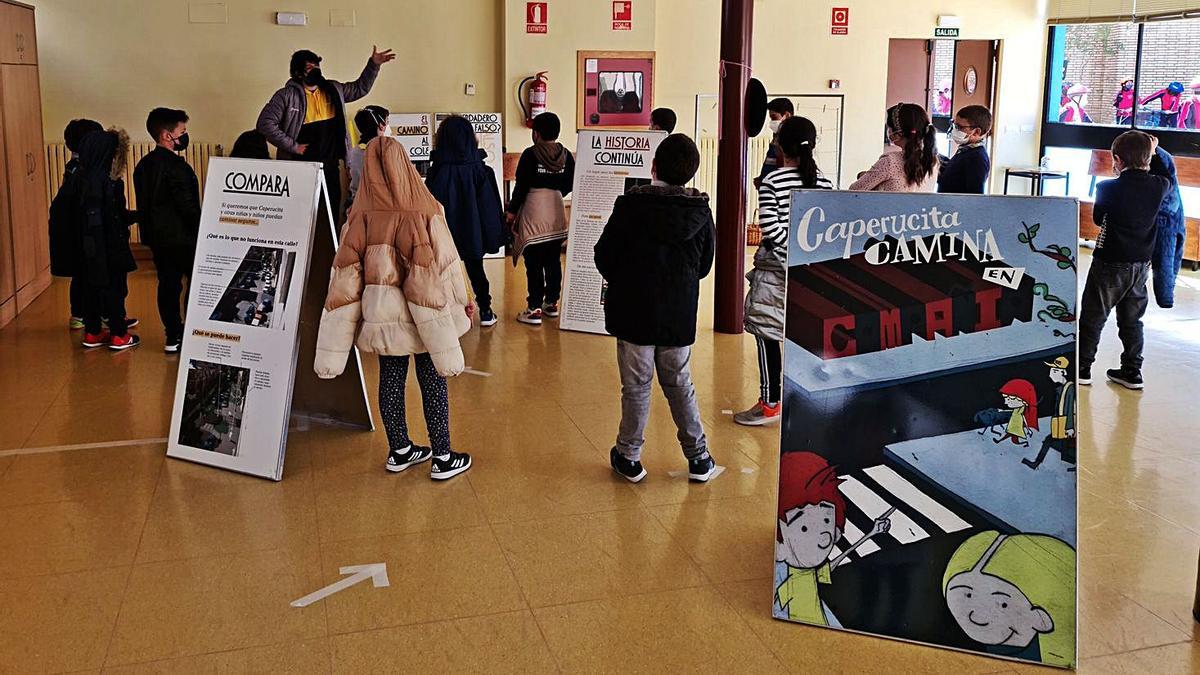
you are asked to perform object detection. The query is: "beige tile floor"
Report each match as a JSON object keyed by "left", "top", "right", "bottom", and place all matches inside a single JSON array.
[{"left": 0, "top": 252, "right": 1196, "bottom": 673}]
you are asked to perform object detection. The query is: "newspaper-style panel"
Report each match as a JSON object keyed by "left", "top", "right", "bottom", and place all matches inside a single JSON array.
[
  {"left": 166, "top": 158, "right": 323, "bottom": 480},
  {"left": 560, "top": 130, "right": 665, "bottom": 334}
]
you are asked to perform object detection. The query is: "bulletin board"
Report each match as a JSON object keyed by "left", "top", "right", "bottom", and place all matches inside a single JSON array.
[{"left": 576, "top": 50, "right": 656, "bottom": 130}]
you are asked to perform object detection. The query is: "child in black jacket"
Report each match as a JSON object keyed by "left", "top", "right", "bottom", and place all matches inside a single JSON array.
[
  {"left": 937, "top": 105, "right": 992, "bottom": 194},
  {"left": 1078, "top": 130, "right": 1169, "bottom": 390},
  {"left": 594, "top": 134, "right": 717, "bottom": 483}
]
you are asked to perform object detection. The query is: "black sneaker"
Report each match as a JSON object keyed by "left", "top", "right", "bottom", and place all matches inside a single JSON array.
[
  {"left": 479, "top": 308, "right": 498, "bottom": 327},
  {"left": 164, "top": 336, "right": 182, "bottom": 354},
  {"left": 1106, "top": 367, "right": 1144, "bottom": 390},
  {"left": 688, "top": 452, "right": 718, "bottom": 482},
  {"left": 610, "top": 447, "right": 646, "bottom": 483},
  {"left": 386, "top": 445, "right": 433, "bottom": 473},
  {"left": 1078, "top": 367, "right": 1092, "bottom": 386},
  {"left": 431, "top": 450, "right": 472, "bottom": 480}
]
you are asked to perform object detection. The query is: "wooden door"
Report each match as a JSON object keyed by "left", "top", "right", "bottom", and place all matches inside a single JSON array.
[
  {"left": 952, "top": 40, "right": 996, "bottom": 112},
  {"left": 1, "top": 64, "right": 48, "bottom": 292},
  {"left": 0, "top": 3, "right": 37, "bottom": 65},
  {"left": 0, "top": 70, "right": 14, "bottom": 309},
  {"left": 886, "top": 39, "right": 932, "bottom": 110}
]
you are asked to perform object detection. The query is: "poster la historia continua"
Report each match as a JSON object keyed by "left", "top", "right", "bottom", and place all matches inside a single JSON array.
[{"left": 774, "top": 191, "right": 1078, "bottom": 669}]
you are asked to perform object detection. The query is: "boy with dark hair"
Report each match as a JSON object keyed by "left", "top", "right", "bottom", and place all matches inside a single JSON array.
[
  {"left": 595, "top": 134, "right": 718, "bottom": 483},
  {"left": 1078, "top": 130, "right": 1170, "bottom": 390},
  {"left": 506, "top": 112, "right": 574, "bottom": 325},
  {"left": 756, "top": 97, "right": 795, "bottom": 186},
  {"left": 649, "top": 107, "right": 677, "bottom": 133},
  {"left": 937, "top": 105, "right": 993, "bottom": 194},
  {"left": 134, "top": 107, "right": 201, "bottom": 353},
  {"left": 51, "top": 118, "right": 104, "bottom": 329},
  {"left": 347, "top": 104, "right": 390, "bottom": 206}
]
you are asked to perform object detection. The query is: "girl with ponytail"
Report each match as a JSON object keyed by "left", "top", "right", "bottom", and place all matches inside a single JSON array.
[
  {"left": 735, "top": 116, "right": 833, "bottom": 427},
  {"left": 850, "top": 103, "right": 939, "bottom": 192}
]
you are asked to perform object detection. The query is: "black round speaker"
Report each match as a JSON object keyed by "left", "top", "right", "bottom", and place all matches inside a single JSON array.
[{"left": 745, "top": 78, "right": 768, "bottom": 137}]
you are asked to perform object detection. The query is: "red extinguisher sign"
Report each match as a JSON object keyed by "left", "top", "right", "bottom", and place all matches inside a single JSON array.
[
  {"left": 613, "top": 1, "right": 632, "bottom": 30},
  {"left": 527, "top": 2, "right": 547, "bottom": 34}
]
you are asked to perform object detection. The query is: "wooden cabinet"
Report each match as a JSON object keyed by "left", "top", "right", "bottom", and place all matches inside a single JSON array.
[
  {"left": 0, "top": 1, "right": 37, "bottom": 65},
  {"left": 0, "top": 0, "right": 47, "bottom": 328}
]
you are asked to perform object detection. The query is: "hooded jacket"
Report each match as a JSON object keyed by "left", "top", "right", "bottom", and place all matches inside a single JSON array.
[
  {"left": 315, "top": 137, "right": 471, "bottom": 379},
  {"left": 255, "top": 59, "right": 379, "bottom": 161},
  {"left": 48, "top": 156, "right": 85, "bottom": 277},
  {"left": 425, "top": 120, "right": 505, "bottom": 260},
  {"left": 77, "top": 129, "right": 137, "bottom": 285},
  {"left": 594, "top": 184, "right": 715, "bottom": 347}
]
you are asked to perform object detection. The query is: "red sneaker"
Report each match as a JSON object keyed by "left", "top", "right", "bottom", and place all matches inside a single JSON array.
[
  {"left": 108, "top": 334, "right": 141, "bottom": 351},
  {"left": 82, "top": 330, "right": 111, "bottom": 348}
]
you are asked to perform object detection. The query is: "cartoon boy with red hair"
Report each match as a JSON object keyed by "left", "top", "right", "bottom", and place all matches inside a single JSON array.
[{"left": 775, "top": 451, "right": 891, "bottom": 626}]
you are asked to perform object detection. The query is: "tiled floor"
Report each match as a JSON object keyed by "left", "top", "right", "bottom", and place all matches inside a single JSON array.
[{"left": 0, "top": 253, "right": 1196, "bottom": 673}]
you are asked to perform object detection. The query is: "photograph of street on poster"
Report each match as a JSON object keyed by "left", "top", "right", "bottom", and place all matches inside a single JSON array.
[{"left": 774, "top": 191, "right": 1078, "bottom": 669}]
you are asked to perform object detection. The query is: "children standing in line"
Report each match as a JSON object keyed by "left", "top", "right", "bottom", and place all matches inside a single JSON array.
[
  {"left": 755, "top": 98, "right": 794, "bottom": 188},
  {"left": 77, "top": 128, "right": 140, "bottom": 350},
  {"left": 49, "top": 118, "right": 103, "bottom": 330},
  {"left": 133, "top": 108, "right": 201, "bottom": 353},
  {"left": 506, "top": 112, "right": 574, "bottom": 326},
  {"left": 595, "top": 134, "right": 718, "bottom": 483},
  {"left": 851, "top": 103, "right": 939, "bottom": 192},
  {"left": 426, "top": 115, "right": 506, "bottom": 327},
  {"left": 315, "top": 137, "right": 474, "bottom": 480},
  {"left": 736, "top": 117, "right": 833, "bottom": 427},
  {"left": 937, "top": 105, "right": 993, "bottom": 195},
  {"left": 348, "top": 105, "right": 390, "bottom": 208},
  {"left": 1078, "top": 131, "right": 1169, "bottom": 390}
]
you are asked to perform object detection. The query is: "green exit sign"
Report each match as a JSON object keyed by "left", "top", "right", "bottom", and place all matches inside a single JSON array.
[{"left": 935, "top": 27, "right": 960, "bottom": 38}]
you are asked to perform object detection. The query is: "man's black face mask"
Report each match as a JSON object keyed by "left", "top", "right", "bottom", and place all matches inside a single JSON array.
[{"left": 304, "top": 68, "right": 324, "bottom": 87}]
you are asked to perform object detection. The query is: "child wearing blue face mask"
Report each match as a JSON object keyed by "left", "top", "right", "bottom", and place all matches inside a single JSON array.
[{"left": 937, "top": 105, "right": 992, "bottom": 195}]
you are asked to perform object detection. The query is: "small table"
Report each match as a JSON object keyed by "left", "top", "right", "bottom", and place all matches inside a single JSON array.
[{"left": 1004, "top": 167, "right": 1071, "bottom": 196}]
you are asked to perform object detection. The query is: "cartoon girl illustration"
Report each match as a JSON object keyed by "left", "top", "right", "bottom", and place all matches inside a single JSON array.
[
  {"left": 943, "top": 531, "right": 1076, "bottom": 668},
  {"left": 995, "top": 379, "right": 1038, "bottom": 446}
]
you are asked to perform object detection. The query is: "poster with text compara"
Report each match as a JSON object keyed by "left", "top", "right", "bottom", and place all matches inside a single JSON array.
[
  {"left": 166, "top": 158, "right": 322, "bottom": 480},
  {"left": 561, "top": 130, "right": 665, "bottom": 334},
  {"left": 774, "top": 191, "right": 1078, "bottom": 669}
]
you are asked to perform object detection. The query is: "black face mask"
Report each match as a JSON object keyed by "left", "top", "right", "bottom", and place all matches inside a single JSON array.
[
  {"left": 173, "top": 132, "right": 190, "bottom": 152},
  {"left": 304, "top": 68, "right": 324, "bottom": 87}
]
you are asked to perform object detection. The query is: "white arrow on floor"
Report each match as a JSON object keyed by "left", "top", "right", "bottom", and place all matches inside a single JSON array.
[{"left": 291, "top": 563, "right": 389, "bottom": 608}]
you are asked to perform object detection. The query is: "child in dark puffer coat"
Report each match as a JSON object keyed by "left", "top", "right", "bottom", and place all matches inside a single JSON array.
[{"left": 594, "top": 134, "right": 717, "bottom": 484}]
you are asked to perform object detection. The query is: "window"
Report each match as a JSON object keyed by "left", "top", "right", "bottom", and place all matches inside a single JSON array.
[
  {"left": 1136, "top": 17, "right": 1200, "bottom": 131},
  {"left": 1046, "top": 23, "right": 1138, "bottom": 126}
]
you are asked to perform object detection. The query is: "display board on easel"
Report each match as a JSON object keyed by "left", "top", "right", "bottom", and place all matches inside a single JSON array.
[{"left": 166, "top": 158, "right": 372, "bottom": 481}]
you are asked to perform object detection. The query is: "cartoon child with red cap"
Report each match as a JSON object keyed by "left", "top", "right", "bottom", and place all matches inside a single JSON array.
[
  {"left": 995, "top": 379, "right": 1038, "bottom": 447},
  {"left": 936, "top": 79, "right": 953, "bottom": 116},
  {"left": 1059, "top": 84, "right": 1092, "bottom": 124},
  {"left": 1140, "top": 81, "right": 1185, "bottom": 127},
  {"left": 774, "top": 451, "right": 891, "bottom": 626}
]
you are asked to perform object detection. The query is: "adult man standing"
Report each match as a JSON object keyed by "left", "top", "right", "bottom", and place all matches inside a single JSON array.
[
  {"left": 256, "top": 46, "right": 395, "bottom": 221},
  {"left": 1022, "top": 357, "right": 1076, "bottom": 471}
]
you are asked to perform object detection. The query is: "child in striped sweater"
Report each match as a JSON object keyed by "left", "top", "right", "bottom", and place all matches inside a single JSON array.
[{"left": 735, "top": 117, "right": 834, "bottom": 426}]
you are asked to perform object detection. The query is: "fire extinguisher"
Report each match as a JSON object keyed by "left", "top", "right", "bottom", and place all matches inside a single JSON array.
[{"left": 518, "top": 71, "right": 548, "bottom": 127}]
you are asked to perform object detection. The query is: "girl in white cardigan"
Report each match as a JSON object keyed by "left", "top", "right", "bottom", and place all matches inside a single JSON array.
[{"left": 850, "top": 103, "right": 939, "bottom": 192}]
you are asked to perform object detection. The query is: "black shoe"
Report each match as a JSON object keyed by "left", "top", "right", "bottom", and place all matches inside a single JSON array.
[
  {"left": 1078, "top": 367, "right": 1092, "bottom": 386},
  {"left": 1021, "top": 458, "right": 1041, "bottom": 470},
  {"left": 431, "top": 450, "right": 472, "bottom": 480},
  {"left": 386, "top": 444, "right": 433, "bottom": 473},
  {"left": 610, "top": 447, "right": 646, "bottom": 483},
  {"left": 1106, "top": 367, "right": 1144, "bottom": 390},
  {"left": 479, "top": 308, "right": 498, "bottom": 327},
  {"left": 688, "top": 452, "right": 718, "bottom": 482},
  {"left": 164, "top": 336, "right": 182, "bottom": 354}
]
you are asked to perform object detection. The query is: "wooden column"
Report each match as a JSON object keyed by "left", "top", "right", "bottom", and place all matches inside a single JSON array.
[{"left": 713, "top": 0, "right": 753, "bottom": 334}]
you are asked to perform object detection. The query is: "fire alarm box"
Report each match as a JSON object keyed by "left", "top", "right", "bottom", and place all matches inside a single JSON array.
[{"left": 576, "top": 50, "right": 655, "bottom": 130}]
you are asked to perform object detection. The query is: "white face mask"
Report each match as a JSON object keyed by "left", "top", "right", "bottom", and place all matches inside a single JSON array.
[
  {"left": 768, "top": 119, "right": 781, "bottom": 134},
  {"left": 950, "top": 127, "right": 971, "bottom": 146}
]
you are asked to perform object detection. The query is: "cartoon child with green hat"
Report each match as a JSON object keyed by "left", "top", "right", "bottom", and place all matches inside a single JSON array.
[{"left": 943, "top": 530, "right": 1076, "bottom": 668}]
